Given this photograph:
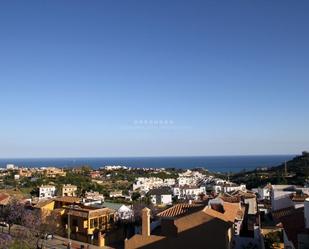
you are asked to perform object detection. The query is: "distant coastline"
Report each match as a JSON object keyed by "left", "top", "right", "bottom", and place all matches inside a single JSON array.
[{"left": 0, "top": 154, "right": 296, "bottom": 173}]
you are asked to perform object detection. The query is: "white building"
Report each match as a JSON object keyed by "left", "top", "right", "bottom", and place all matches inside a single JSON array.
[
  {"left": 147, "top": 187, "right": 172, "bottom": 205},
  {"left": 163, "top": 178, "right": 176, "bottom": 186},
  {"left": 6, "top": 164, "right": 17, "bottom": 170},
  {"left": 117, "top": 205, "right": 134, "bottom": 220},
  {"left": 212, "top": 182, "right": 246, "bottom": 194},
  {"left": 133, "top": 177, "right": 175, "bottom": 192},
  {"left": 109, "top": 190, "right": 124, "bottom": 198},
  {"left": 61, "top": 184, "right": 77, "bottom": 197},
  {"left": 271, "top": 185, "right": 309, "bottom": 211},
  {"left": 82, "top": 191, "right": 105, "bottom": 206},
  {"left": 178, "top": 177, "right": 196, "bottom": 187},
  {"left": 177, "top": 170, "right": 205, "bottom": 187},
  {"left": 133, "top": 177, "right": 163, "bottom": 192},
  {"left": 103, "top": 202, "right": 134, "bottom": 221},
  {"left": 103, "top": 165, "right": 130, "bottom": 170},
  {"left": 173, "top": 186, "right": 206, "bottom": 200},
  {"left": 271, "top": 185, "right": 297, "bottom": 211},
  {"left": 252, "top": 184, "right": 271, "bottom": 200},
  {"left": 39, "top": 185, "right": 56, "bottom": 199}
]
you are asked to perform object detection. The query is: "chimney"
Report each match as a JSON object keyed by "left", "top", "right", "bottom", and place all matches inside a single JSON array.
[
  {"left": 142, "top": 207, "right": 151, "bottom": 236},
  {"left": 305, "top": 198, "right": 309, "bottom": 229}
]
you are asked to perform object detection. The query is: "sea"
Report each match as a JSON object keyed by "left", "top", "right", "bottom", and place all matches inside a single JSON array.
[{"left": 0, "top": 155, "right": 296, "bottom": 173}]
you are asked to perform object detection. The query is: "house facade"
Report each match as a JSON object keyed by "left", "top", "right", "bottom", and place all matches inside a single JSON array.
[
  {"left": 147, "top": 187, "right": 173, "bottom": 206},
  {"left": 39, "top": 185, "right": 56, "bottom": 199},
  {"left": 61, "top": 184, "right": 77, "bottom": 197}
]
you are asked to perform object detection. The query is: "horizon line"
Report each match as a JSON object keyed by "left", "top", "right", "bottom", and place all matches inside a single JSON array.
[{"left": 0, "top": 153, "right": 298, "bottom": 160}]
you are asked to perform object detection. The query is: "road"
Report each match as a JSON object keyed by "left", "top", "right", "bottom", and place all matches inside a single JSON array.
[
  {"left": 0, "top": 225, "right": 113, "bottom": 249},
  {"left": 43, "top": 235, "right": 108, "bottom": 249}
]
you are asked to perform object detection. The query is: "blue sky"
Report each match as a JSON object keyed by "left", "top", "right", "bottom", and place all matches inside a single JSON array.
[{"left": 0, "top": 0, "right": 308, "bottom": 157}]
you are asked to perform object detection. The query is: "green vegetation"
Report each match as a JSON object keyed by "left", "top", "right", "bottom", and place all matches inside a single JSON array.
[
  {"left": 8, "top": 241, "right": 32, "bottom": 249},
  {"left": 264, "top": 231, "right": 283, "bottom": 249},
  {"left": 232, "top": 152, "right": 309, "bottom": 189}
]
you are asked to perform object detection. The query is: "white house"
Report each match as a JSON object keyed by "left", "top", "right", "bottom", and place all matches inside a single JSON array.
[
  {"left": 6, "top": 164, "right": 17, "bottom": 170},
  {"left": 252, "top": 184, "right": 271, "bottom": 200},
  {"left": 103, "top": 202, "right": 134, "bottom": 221},
  {"left": 173, "top": 186, "right": 206, "bottom": 200},
  {"left": 147, "top": 187, "right": 172, "bottom": 205},
  {"left": 133, "top": 177, "right": 164, "bottom": 192},
  {"left": 178, "top": 177, "right": 196, "bottom": 187},
  {"left": 271, "top": 185, "right": 296, "bottom": 211},
  {"left": 177, "top": 170, "right": 206, "bottom": 187},
  {"left": 39, "top": 185, "right": 56, "bottom": 199},
  {"left": 109, "top": 190, "right": 124, "bottom": 198},
  {"left": 212, "top": 182, "right": 246, "bottom": 194},
  {"left": 133, "top": 177, "right": 175, "bottom": 192},
  {"left": 82, "top": 191, "right": 105, "bottom": 205}
]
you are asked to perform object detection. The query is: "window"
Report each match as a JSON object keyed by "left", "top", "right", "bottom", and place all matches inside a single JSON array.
[{"left": 94, "top": 218, "right": 98, "bottom": 228}]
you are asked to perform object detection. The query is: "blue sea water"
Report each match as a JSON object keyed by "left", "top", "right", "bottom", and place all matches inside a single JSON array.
[{"left": 0, "top": 155, "right": 295, "bottom": 173}]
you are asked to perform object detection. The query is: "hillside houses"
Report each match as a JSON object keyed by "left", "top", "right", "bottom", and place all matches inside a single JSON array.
[
  {"left": 173, "top": 185, "right": 206, "bottom": 200},
  {"left": 133, "top": 177, "right": 175, "bottom": 192},
  {"left": 132, "top": 170, "right": 248, "bottom": 205}
]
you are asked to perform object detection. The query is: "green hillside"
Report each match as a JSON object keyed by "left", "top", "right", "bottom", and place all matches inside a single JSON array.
[{"left": 231, "top": 151, "right": 309, "bottom": 189}]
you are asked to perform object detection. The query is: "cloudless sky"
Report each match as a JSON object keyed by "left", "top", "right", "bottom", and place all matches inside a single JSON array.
[{"left": 0, "top": 0, "right": 308, "bottom": 157}]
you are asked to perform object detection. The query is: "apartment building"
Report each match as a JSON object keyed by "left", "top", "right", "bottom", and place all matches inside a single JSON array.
[
  {"left": 61, "top": 184, "right": 77, "bottom": 197},
  {"left": 39, "top": 185, "right": 56, "bottom": 199}
]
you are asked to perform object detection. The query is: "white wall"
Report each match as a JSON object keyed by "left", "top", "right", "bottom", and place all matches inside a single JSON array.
[
  {"left": 150, "top": 194, "right": 172, "bottom": 205},
  {"left": 161, "top": 194, "right": 172, "bottom": 205},
  {"left": 271, "top": 189, "right": 294, "bottom": 211}
]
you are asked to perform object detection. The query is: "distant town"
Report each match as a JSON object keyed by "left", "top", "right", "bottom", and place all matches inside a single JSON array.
[{"left": 0, "top": 152, "right": 308, "bottom": 249}]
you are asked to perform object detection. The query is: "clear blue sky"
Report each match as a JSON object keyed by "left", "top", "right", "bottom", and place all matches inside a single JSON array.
[{"left": 0, "top": 0, "right": 308, "bottom": 157}]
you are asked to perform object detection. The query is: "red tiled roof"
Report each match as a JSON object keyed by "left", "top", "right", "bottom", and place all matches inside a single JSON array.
[
  {"left": 0, "top": 193, "right": 10, "bottom": 205},
  {"left": 220, "top": 196, "right": 241, "bottom": 203},
  {"left": 157, "top": 202, "right": 206, "bottom": 218},
  {"left": 272, "top": 206, "right": 296, "bottom": 219},
  {"left": 290, "top": 193, "right": 309, "bottom": 202}
]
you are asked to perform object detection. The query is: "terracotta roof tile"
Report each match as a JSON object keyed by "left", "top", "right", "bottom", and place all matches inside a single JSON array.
[
  {"left": 157, "top": 202, "right": 205, "bottom": 218},
  {"left": 272, "top": 206, "right": 296, "bottom": 219},
  {"left": 290, "top": 193, "right": 309, "bottom": 202},
  {"left": 0, "top": 193, "right": 10, "bottom": 205}
]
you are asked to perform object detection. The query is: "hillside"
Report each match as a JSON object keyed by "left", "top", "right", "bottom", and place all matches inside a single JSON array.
[{"left": 231, "top": 151, "right": 309, "bottom": 189}]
